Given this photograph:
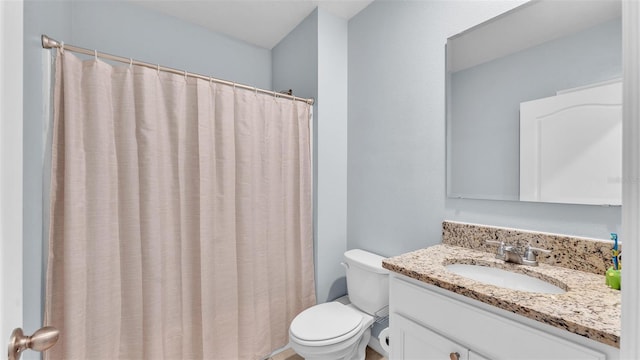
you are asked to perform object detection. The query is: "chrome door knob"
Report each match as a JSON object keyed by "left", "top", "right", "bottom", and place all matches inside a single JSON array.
[{"left": 8, "top": 326, "right": 59, "bottom": 360}]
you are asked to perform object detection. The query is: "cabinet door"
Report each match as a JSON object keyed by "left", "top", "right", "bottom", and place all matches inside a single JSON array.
[
  {"left": 391, "top": 277, "right": 607, "bottom": 360},
  {"left": 391, "top": 314, "right": 469, "bottom": 360}
]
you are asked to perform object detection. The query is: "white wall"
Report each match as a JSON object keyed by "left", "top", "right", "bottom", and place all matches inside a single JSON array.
[{"left": 347, "top": 0, "right": 621, "bottom": 258}]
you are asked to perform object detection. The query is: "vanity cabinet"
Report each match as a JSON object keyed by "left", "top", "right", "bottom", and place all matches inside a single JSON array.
[
  {"left": 389, "top": 274, "right": 609, "bottom": 360},
  {"left": 393, "top": 314, "right": 490, "bottom": 360}
]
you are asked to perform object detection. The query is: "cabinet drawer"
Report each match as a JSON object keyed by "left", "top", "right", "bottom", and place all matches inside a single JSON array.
[
  {"left": 391, "top": 314, "right": 470, "bottom": 360},
  {"left": 390, "top": 276, "right": 605, "bottom": 360}
]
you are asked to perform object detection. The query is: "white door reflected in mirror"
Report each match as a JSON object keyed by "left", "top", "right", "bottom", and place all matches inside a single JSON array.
[{"left": 519, "top": 80, "right": 622, "bottom": 205}]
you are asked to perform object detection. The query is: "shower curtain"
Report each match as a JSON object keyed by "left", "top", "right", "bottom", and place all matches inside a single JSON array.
[{"left": 45, "top": 50, "right": 316, "bottom": 360}]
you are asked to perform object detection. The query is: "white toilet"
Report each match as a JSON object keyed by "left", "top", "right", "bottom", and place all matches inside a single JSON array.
[{"left": 289, "top": 249, "right": 389, "bottom": 360}]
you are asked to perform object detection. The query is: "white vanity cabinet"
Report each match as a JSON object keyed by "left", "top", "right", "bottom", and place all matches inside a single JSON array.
[
  {"left": 389, "top": 274, "right": 615, "bottom": 360},
  {"left": 393, "top": 314, "right": 490, "bottom": 360}
]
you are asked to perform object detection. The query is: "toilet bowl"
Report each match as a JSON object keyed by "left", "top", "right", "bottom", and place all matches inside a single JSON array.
[
  {"left": 289, "top": 249, "right": 389, "bottom": 360},
  {"left": 289, "top": 302, "right": 373, "bottom": 360}
]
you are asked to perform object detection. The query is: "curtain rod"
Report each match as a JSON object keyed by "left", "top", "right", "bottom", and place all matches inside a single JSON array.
[{"left": 41, "top": 35, "right": 315, "bottom": 106}]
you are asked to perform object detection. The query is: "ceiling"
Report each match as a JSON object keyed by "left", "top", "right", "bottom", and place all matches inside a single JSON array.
[{"left": 132, "top": 0, "right": 374, "bottom": 49}]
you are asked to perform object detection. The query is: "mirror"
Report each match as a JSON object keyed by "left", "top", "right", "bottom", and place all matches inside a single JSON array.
[{"left": 446, "top": 0, "right": 622, "bottom": 205}]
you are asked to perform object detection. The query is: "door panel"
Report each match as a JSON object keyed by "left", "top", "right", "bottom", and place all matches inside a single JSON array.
[{"left": 0, "top": 0, "right": 24, "bottom": 353}]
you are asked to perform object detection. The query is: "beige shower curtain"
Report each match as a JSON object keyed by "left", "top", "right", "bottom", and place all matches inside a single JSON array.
[{"left": 45, "top": 50, "right": 316, "bottom": 360}]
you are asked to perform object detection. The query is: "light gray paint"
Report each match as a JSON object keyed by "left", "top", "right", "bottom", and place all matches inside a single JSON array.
[
  {"left": 71, "top": 1, "right": 271, "bottom": 89},
  {"left": 23, "top": 2, "right": 71, "bottom": 351},
  {"left": 316, "top": 10, "right": 348, "bottom": 302},
  {"left": 449, "top": 18, "right": 622, "bottom": 201},
  {"left": 348, "top": 0, "right": 461, "bottom": 256},
  {"left": 22, "top": 2, "right": 622, "bottom": 353},
  {"left": 273, "top": 10, "right": 322, "bottom": 300},
  {"left": 273, "top": 9, "right": 349, "bottom": 303},
  {"left": 348, "top": 0, "right": 621, "bottom": 259},
  {"left": 273, "top": 10, "right": 318, "bottom": 102},
  {"left": 23, "top": 0, "right": 272, "bottom": 345}
]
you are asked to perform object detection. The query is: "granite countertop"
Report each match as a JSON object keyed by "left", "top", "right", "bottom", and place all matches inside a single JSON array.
[{"left": 382, "top": 244, "right": 621, "bottom": 348}]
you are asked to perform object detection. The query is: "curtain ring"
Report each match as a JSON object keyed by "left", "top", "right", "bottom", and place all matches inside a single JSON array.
[
  {"left": 94, "top": 49, "right": 98, "bottom": 60},
  {"left": 232, "top": 82, "right": 236, "bottom": 91},
  {"left": 254, "top": 87, "right": 258, "bottom": 96},
  {"left": 129, "top": 58, "right": 133, "bottom": 68},
  {"left": 184, "top": 70, "right": 188, "bottom": 80},
  {"left": 157, "top": 64, "right": 160, "bottom": 75},
  {"left": 209, "top": 76, "right": 213, "bottom": 84},
  {"left": 60, "top": 41, "right": 64, "bottom": 54}
]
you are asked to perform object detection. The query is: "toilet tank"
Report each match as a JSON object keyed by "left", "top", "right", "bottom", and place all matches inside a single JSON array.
[{"left": 343, "top": 249, "right": 389, "bottom": 316}]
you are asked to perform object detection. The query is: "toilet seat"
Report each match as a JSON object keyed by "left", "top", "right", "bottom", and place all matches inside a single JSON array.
[{"left": 290, "top": 302, "right": 364, "bottom": 346}]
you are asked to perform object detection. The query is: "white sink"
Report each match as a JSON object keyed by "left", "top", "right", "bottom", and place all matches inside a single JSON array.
[{"left": 445, "top": 263, "right": 566, "bottom": 294}]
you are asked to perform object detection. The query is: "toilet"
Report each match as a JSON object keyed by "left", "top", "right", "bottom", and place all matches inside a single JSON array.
[{"left": 289, "top": 249, "right": 389, "bottom": 360}]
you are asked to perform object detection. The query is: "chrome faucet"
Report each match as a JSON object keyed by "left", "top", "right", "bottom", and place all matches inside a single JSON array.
[
  {"left": 486, "top": 240, "right": 550, "bottom": 266},
  {"left": 503, "top": 245, "right": 523, "bottom": 264}
]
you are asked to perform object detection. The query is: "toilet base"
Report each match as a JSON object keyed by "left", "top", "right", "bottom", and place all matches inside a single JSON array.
[{"left": 290, "top": 328, "right": 371, "bottom": 360}]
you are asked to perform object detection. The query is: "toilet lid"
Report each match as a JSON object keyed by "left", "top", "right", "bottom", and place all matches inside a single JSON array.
[{"left": 290, "top": 302, "right": 363, "bottom": 342}]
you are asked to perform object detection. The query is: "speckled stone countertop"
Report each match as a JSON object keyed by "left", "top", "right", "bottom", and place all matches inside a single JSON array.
[
  {"left": 441, "top": 221, "right": 618, "bottom": 275},
  {"left": 383, "top": 241, "right": 621, "bottom": 348}
]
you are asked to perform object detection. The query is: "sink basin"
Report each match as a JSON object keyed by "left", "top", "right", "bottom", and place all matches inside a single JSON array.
[{"left": 445, "top": 264, "right": 566, "bottom": 294}]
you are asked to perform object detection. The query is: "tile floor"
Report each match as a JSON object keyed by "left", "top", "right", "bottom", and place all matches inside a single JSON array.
[{"left": 269, "top": 346, "right": 386, "bottom": 360}]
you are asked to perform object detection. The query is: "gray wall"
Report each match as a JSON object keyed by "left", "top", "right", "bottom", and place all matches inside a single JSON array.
[
  {"left": 347, "top": 0, "right": 621, "bottom": 259},
  {"left": 70, "top": 1, "right": 271, "bottom": 88},
  {"left": 23, "top": 0, "right": 272, "bottom": 345},
  {"left": 273, "top": 11, "right": 322, "bottom": 300},
  {"left": 24, "top": 0, "right": 623, "bottom": 352},
  {"left": 23, "top": 2, "right": 71, "bottom": 352},
  {"left": 450, "top": 18, "right": 622, "bottom": 200},
  {"left": 273, "top": 10, "right": 318, "bottom": 104},
  {"left": 316, "top": 10, "right": 348, "bottom": 302},
  {"left": 273, "top": 8, "right": 349, "bottom": 303}
]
